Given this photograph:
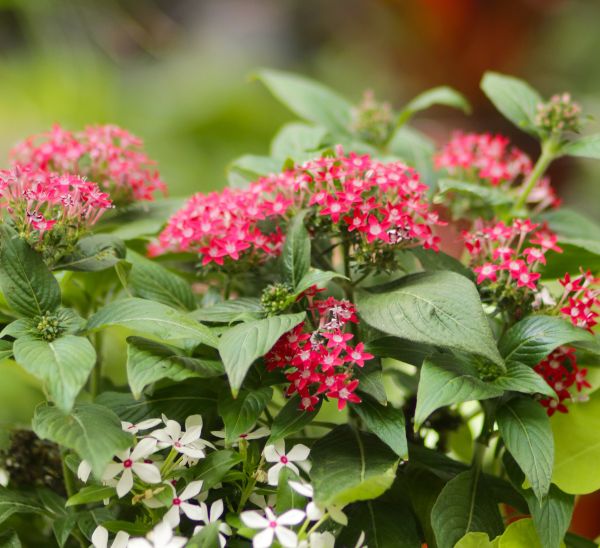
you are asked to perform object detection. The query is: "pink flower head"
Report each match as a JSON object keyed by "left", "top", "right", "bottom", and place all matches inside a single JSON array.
[{"left": 474, "top": 263, "right": 499, "bottom": 284}]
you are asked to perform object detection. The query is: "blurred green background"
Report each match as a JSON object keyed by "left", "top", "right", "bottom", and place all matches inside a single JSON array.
[{"left": 0, "top": 0, "right": 599, "bottom": 217}]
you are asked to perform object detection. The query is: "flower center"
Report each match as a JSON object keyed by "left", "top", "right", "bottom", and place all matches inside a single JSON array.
[
  {"left": 269, "top": 521, "right": 277, "bottom": 528},
  {"left": 123, "top": 459, "right": 133, "bottom": 468},
  {"left": 173, "top": 498, "right": 181, "bottom": 506},
  {"left": 280, "top": 456, "right": 289, "bottom": 464}
]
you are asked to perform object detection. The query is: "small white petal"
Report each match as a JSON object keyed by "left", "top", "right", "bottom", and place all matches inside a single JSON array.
[
  {"left": 288, "top": 480, "right": 313, "bottom": 498},
  {"left": 275, "top": 525, "right": 298, "bottom": 548},
  {"left": 127, "top": 540, "right": 152, "bottom": 548},
  {"left": 267, "top": 462, "right": 284, "bottom": 486},
  {"left": 102, "top": 463, "right": 122, "bottom": 482},
  {"left": 77, "top": 460, "right": 92, "bottom": 483},
  {"left": 116, "top": 468, "right": 133, "bottom": 498},
  {"left": 241, "top": 510, "right": 269, "bottom": 529},
  {"left": 131, "top": 437, "right": 159, "bottom": 460},
  {"left": 181, "top": 501, "right": 204, "bottom": 521},
  {"left": 113, "top": 530, "right": 130, "bottom": 548},
  {"left": 132, "top": 462, "right": 161, "bottom": 484},
  {"left": 91, "top": 525, "right": 108, "bottom": 548},
  {"left": 180, "top": 479, "right": 203, "bottom": 501},
  {"left": 137, "top": 418, "right": 162, "bottom": 430},
  {"left": 148, "top": 521, "right": 173, "bottom": 545},
  {"left": 277, "top": 508, "right": 305, "bottom": 526},
  {"left": 210, "top": 499, "right": 224, "bottom": 521},
  {"left": 185, "top": 414, "right": 203, "bottom": 430},
  {"left": 179, "top": 445, "right": 206, "bottom": 459},
  {"left": 253, "top": 527, "right": 275, "bottom": 548},
  {"left": 211, "top": 430, "right": 226, "bottom": 439},
  {"left": 263, "top": 443, "right": 281, "bottom": 463},
  {"left": 287, "top": 444, "right": 310, "bottom": 462},
  {"left": 306, "top": 501, "right": 323, "bottom": 521},
  {"left": 164, "top": 505, "right": 180, "bottom": 528},
  {"left": 246, "top": 426, "right": 270, "bottom": 440}
]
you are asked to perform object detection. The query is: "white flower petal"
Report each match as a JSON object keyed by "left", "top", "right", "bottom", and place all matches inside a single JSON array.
[
  {"left": 288, "top": 480, "right": 313, "bottom": 498},
  {"left": 310, "top": 531, "right": 335, "bottom": 548},
  {"left": 132, "top": 462, "right": 161, "bottom": 484},
  {"left": 179, "top": 445, "right": 206, "bottom": 459},
  {"left": 285, "top": 462, "right": 299, "bottom": 476},
  {"left": 164, "top": 505, "right": 180, "bottom": 528},
  {"left": 113, "top": 530, "right": 130, "bottom": 548},
  {"left": 116, "top": 468, "right": 133, "bottom": 498},
  {"left": 91, "top": 525, "right": 108, "bottom": 548},
  {"left": 267, "top": 462, "right": 284, "bottom": 486},
  {"left": 185, "top": 414, "right": 203, "bottom": 430},
  {"left": 306, "top": 501, "right": 323, "bottom": 521},
  {"left": 241, "top": 510, "right": 269, "bottom": 529},
  {"left": 287, "top": 444, "right": 310, "bottom": 462},
  {"left": 131, "top": 437, "right": 158, "bottom": 460},
  {"left": 181, "top": 501, "right": 204, "bottom": 521},
  {"left": 263, "top": 442, "right": 281, "bottom": 463},
  {"left": 247, "top": 426, "right": 270, "bottom": 440},
  {"left": 210, "top": 499, "right": 224, "bottom": 521},
  {"left": 180, "top": 479, "right": 203, "bottom": 501},
  {"left": 277, "top": 508, "right": 305, "bottom": 526},
  {"left": 275, "top": 525, "right": 299, "bottom": 548},
  {"left": 137, "top": 418, "right": 162, "bottom": 430},
  {"left": 77, "top": 460, "right": 92, "bottom": 483},
  {"left": 148, "top": 521, "right": 173, "bottom": 545},
  {"left": 127, "top": 540, "right": 152, "bottom": 548},
  {"left": 179, "top": 425, "right": 203, "bottom": 446},
  {"left": 101, "top": 462, "right": 122, "bottom": 482},
  {"left": 211, "top": 430, "right": 226, "bottom": 439},
  {"left": 253, "top": 527, "right": 275, "bottom": 548}
]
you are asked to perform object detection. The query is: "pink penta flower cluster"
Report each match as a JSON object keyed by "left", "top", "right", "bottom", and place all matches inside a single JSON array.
[
  {"left": 0, "top": 166, "right": 112, "bottom": 259},
  {"left": 464, "top": 219, "right": 561, "bottom": 294},
  {"left": 152, "top": 149, "right": 443, "bottom": 271},
  {"left": 11, "top": 124, "right": 166, "bottom": 205},
  {"left": 535, "top": 346, "right": 590, "bottom": 416},
  {"left": 435, "top": 132, "right": 560, "bottom": 211},
  {"left": 557, "top": 270, "right": 599, "bottom": 332},
  {"left": 265, "top": 295, "right": 373, "bottom": 411}
]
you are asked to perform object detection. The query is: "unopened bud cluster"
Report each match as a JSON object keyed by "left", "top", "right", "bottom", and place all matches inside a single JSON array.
[
  {"left": 35, "top": 312, "right": 62, "bottom": 341},
  {"left": 535, "top": 93, "right": 582, "bottom": 135},
  {"left": 350, "top": 90, "right": 394, "bottom": 145},
  {"left": 261, "top": 283, "right": 295, "bottom": 315}
]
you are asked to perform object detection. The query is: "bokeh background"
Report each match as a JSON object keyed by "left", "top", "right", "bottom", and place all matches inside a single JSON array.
[{"left": 1, "top": 0, "right": 599, "bottom": 218}]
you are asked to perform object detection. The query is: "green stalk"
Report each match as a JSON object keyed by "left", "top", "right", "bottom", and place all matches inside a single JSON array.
[
  {"left": 89, "top": 331, "right": 103, "bottom": 399},
  {"left": 513, "top": 139, "right": 560, "bottom": 212},
  {"left": 61, "top": 452, "right": 86, "bottom": 548}
]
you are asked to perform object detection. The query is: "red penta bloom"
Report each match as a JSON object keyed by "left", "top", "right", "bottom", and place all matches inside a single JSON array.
[
  {"left": 11, "top": 124, "right": 166, "bottom": 205},
  {"left": 265, "top": 293, "right": 371, "bottom": 411},
  {"left": 556, "top": 269, "right": 599, "bottom": 332}
]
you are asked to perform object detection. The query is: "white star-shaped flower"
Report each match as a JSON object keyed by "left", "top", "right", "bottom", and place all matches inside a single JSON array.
[
  {"left": 162, "top": 480, "right": 204, "bottom": 527},
  {"left": 127, "top": 521, "right": 187, "bottom": 548},
  {"left": 102, "top": 438, "right": 161, "bottom": 498},
  {"left": 263, "top": 440, "right": 310, "bottom": 486},
  {"left": 151, "top": 414, "right": 214, "bottom": 460},
  {"left": 121, "top": 418, "right": 162, "bottom": 435},
  {"left": 193, "top": 499, "right": 232, "bottom": 548},
  {"left": 91, "top": 526, "right": 129, "bottom": 548},
  {"left": 241, "top": 507, "right": 305, "bottom": 548},
  {"left": 298, "top": 531, "right": 336, "bottom": 548},
  {"left": 211, "top": 426, "right": 270, "bottom": 446}
]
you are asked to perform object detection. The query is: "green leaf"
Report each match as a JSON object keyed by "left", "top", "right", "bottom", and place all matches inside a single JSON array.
[
  {"left": 66, "top": 485, "right": 116, "bottom": 506},
  {"left": 187, "top": 523, "right": 221, "bottom": 548},
  {"left": 551, "top": 390, "right": 600, "bottom": 494},
  {"left": 282, "top": 212, "right": 310, "bottom": 289},
  {"left": 127, "top": 250, "right": 196, "bottom": 311},
  {"left": 354, "top": 358, "right": 387, "bottom": 404},
  {"left": 351, "top": 395, "right": 408, "bottom": 458},
  {"left": 190, "top": 298, "right": 264, "bottom": 324},
  {"left": 497, "top": 518, "right": 541, "bottom": 548},
  {"left": 270, "top": 122, "right": 327, "bottom": 162},
  {"left": 88, "top": 297, "right": 217, "bottom": 347},
  {"left": 431, "top": 469, "right": 504, "bottom": 548},
  {"left": 275, "top": 466, "right": 305, "bottom": 514},
  {"left": 53, "top": 514, "right": 79, "bottom": 548},
  {"left": 0, "top": 529, "right": 22, "bottom": 548},
  {"left": 504, "top": 453, "right": 574, "bottom": 548},
  {"left": 269, "top": 394, "right": 321, "bottom": 442},
  {"left": 364, "top": 336, "right": 433, "bottom": 367},
  {"left": 32, "top": 402, "right": 133, "bottom": 476},
  {"left": 0, "top": 339, "right": 13, "bottom": 362},
  {"left": 480, "top": 72, "right": 543, "bottom": 136},
  {"left": 0, "top": 225, "right": 61, "bottom": 317},
  {"left": 455, "top": 532, "right": 495, "bottom": 547},
  {"left": 218, "top": 312, "right": 305, "bottom": 394},
  {"left": 387, "top": 126, "right": 437, "bottom": 187},
  {"left": 185, "top": 450, "right": 242, "bottom": 491},
  {"left": 294, "top": 269, "right": 346, "bottom": 296},
  {"left": 397, "top": 86, "right": 470, "bottom": 126},
  {"left": 437, "top": 179, "right": 513, "bottom": 206},
  {"left": 356, "top": 271, "right": 504, "bottom": 367},
  {"left": 53, "top": 234, "right": 126, "bottom": 272},
  {"left": 492, "top": 362, "right": 557, "bottom": 399},
  {"left": 499, "top": 315, "right": 593, "bottom": 367},
  {"left": 127, "top": 336, "right": 223, "bottom": 398},
  {"left": 218, "top": 387, "right": 272, "bottom": 443},
  {"left": 0, "top": 487, "right": 46, "bottom": 525},
  {"left": 409, "top": 247, "right": 475, "bottom": 280},
  {"left": 228, "top": 154, "right": 281, "bottom": 179},
  {"left": 256, "top": 69, "right": 353, "bottom": 131},
  {"left": 337, "top": 500, "right": 421, "bottom": 548},
  {"left": 13, "top": 334, "right": 96, "bottom": 412},
  {"left": 310, "top": 425, "right": 400, "bottom": 507},
  {"left": 561, "top": 133, "right": 600, "bottom": 160},
  {"left": 415, "top": 354, "right": 504, "bottom": 427},
  {"left": 497, "top": 397, "right": 553, "bottom": 501}
]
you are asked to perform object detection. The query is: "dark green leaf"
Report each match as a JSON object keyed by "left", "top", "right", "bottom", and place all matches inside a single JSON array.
[
  {"left": 364, "top": 336, "right": 432, "bottom": 367},
  {"left": 310, "top": 425, "right": 399, "bottom": 507},
  {"left": 499, "top": 315, "right": 593, "bottom": 367},
  {"left": 53, "top": 514, "right": 79, "bottom": 548},
  {"left": 294, "top": 269, "right": 346, "bottom": 296},
  {"left": 0, "top": 225, "right": 61, "bottom": 317},
  {"left": 87, "top": 297, "right": 217, "bottom": 347},
  {"left": 492, "top": 362, "right": 556, "bottom": 399},
  {"left": 218, "top": 387, "right": 272, "bottom": 443},
  {"left": 269, "top": 395, "right": 321, "bottom": 442},
  {"left": 13, "top": 334, "right": 96, "bottom": 412},
  {"left": 66, "top": 485, "right": 116, "bottom": 506},
  {"left": 351, "top": 395, "right": 408, "bottom": 458},
  {"left": 415, "top": 354, "right": 503, "bottom": 427},
  {"left": 397, "top": 86, "right": 470, "bottom": 126},
  {"left": 270, "top": 122, "right": 327, "bottom": 162},
  {"left": 409, "top": 247, "right": 475, "bottom": 280},
  {"left": 127, "top": 336, "right": 223, "bottom": 398},
  {"left": 32, "top": 403, "right": 132, "bottom": 476},
  {"left": 53, "top": 234, "right": 126, "bottom": 272},
  {"left": 218, "top": 312, "right": 305, "bottom": 394},
  {"left": 127, "top": 250, "right": 196, "bottom": 311},
  {"left": 256, "top": 69, "right": 353, "bottom": 132},
  {"left": 497, "top": 397, "right": 553, "bottom": 501},
  {"left": 431, "top": 469, "right": 504, "bottom": 548},
  {"left": 190, "top": 298, "right": 264, "bottom": 324},
  {"left": 356, "top": 271, "right": 504, "bottom": 367},
  {"left": 437, "top": 179, "right": 513, "bottom": 206},
  {"left": 0, "top": 488, "right": 46, "bottom": 525},
  {"left": 184, "top": 450, "right": 242, "bottom": 491},
  {"left": 0, "top": 529, "right": 21, "bottom": 547},
  {"left": 0, "top": 339, "right": 13, "bottom": 362},
  {"left": 355, "top": 358, "right": 387, "bottom": 404},
  {"left": 480, "top": 72, "right": 543, "bottom": 135},
  {"left": 187, "top": 523, "right": 221, "bottom": 548},
  {"left": 282, "top": 212, "right": 310, "bottom": 290}
]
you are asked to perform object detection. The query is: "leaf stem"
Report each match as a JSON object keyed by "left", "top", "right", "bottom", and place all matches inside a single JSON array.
[
  {"left": 89, "top": 331, "right": 103, "bottom": 399},
  {"left": 61, "top": 452, "right": 86, "bottom": 548}
]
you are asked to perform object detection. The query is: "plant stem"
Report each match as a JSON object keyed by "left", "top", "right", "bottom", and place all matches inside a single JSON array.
[
  {"left": 61, "top": 452, "right": 86, "bottom": 548},
  {"left": 89, "top": 331, "right": 103, "bottom": 399},
  {"left": 514, "top": 139, "right": 559, "bottom": 212}
]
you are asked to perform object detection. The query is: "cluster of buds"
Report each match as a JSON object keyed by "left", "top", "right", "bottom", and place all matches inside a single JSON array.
[
  {"left": 556, "top": 270, "right": 599, "bottom": 331},
  {"left": 535, "top": 346, "right": 590, "bottom": 416},
  {"left": 435, "top": 132, "right": 560, "bottom": 212},
  {"left": 261, "top": 283, "right": 296, "bottom": 316},
  {"left": 265, "top": 294, "right": 373, "bottom": 411},
  {"left": 152, "top": 149, "right": 443, "bottom": 273},
  {"left": 34, "top": 312, "right": 62, "bottom": 342},
  {"left": 349, "top": 90, "right": 395, "bottom": 146},
  {"left": 535, "top": 93, "right": 582, "bottom": 136},
  {"left": 463, "top": 219, "right": 562, "bottom": 317},
  {"left": 11, "top": 124, "right": 166, "bottom": 205},
  {"left": 0, "top": 166, "right": 112, "bottom": 263}
]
